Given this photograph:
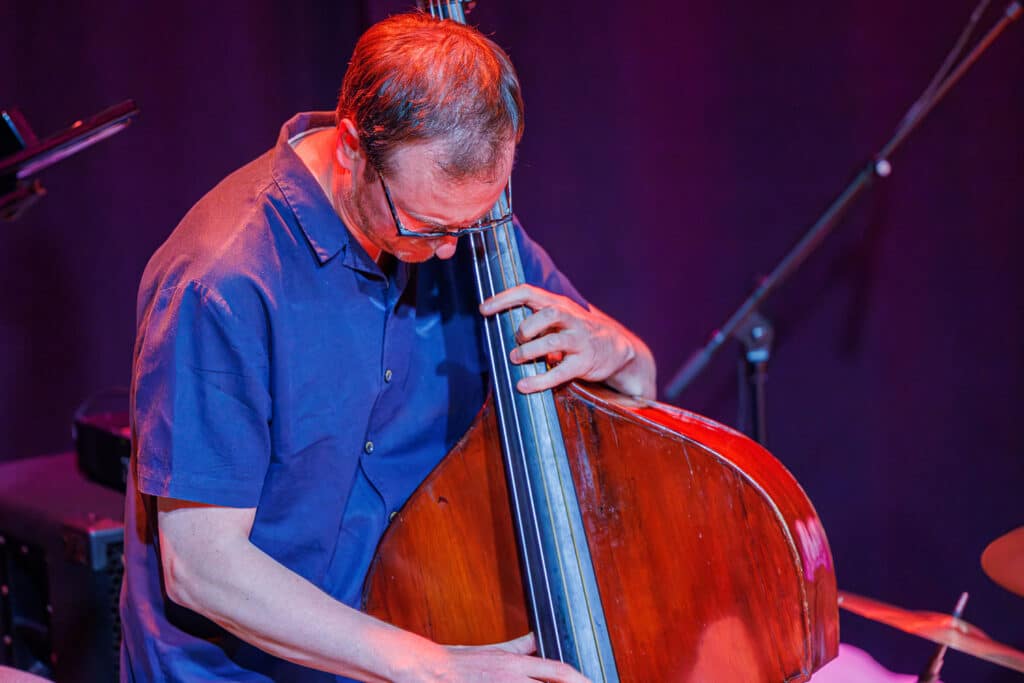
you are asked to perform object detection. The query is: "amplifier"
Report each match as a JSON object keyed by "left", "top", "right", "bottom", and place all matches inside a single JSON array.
[
  {"left": 73, "top": 412, "right": 130, "bottom": 493},
  {"left": 0, "top": 453, "right": 124, "bottom": 682}
]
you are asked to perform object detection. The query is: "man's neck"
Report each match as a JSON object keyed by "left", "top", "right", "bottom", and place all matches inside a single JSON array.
[{"left": 290, "top": 128, "right": 383, "bottom": 262}]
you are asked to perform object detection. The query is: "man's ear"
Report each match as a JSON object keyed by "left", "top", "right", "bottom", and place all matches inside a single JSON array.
[{"left": 336, "top": 118, "right": 364, "bottom": 173}]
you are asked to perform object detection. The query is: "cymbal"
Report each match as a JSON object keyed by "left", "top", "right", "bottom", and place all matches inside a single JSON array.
[
  {"left": 838, "top": 591, "right": 1024, "bottom": 674},
  {"left": 982, "top": 526, "right": 1024, "bottom": 598}
]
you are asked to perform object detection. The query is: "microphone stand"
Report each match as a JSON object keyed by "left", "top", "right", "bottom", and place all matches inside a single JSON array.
[{"left": 663, "top": 2, "right": 1022, "bottom": 445}]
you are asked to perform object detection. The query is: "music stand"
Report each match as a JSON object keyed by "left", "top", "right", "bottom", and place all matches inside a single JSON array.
[{"left": 0, "top": 100, "right": 139, "bottom": 221}]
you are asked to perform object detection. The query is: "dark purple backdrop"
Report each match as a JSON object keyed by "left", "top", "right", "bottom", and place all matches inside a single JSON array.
[{"left": 2, "top": 1, "right": 1022, "bottom": 680}]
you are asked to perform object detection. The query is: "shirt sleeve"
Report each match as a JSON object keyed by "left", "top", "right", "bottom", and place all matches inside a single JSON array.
[
  {"left": 513, "top": 219, "right": 589, "bottom": 309},
  {"left": 132, "top": 278, "right": 272, "bottom": 508}
]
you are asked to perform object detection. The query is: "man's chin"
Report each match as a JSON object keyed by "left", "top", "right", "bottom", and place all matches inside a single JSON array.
[
  {"left": 393, "top": 249, "right": 436, "bottom": 264},
  {"left": 394, "top": 243, "right": 456, "bottom": 263}
]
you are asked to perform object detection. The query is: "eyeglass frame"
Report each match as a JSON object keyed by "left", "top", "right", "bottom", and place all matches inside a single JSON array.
[{"left": 375, "top": 167, "right": 513, "bottom": 238}]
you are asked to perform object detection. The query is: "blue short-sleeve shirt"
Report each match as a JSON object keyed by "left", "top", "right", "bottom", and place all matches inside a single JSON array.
[{"left": 120, "top": 112, "right": 585, "bottom": 682}]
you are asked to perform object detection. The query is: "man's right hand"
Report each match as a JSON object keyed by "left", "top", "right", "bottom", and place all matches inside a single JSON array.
[{"left": 405, "top": 633, "right": 591, "bottom": 683}]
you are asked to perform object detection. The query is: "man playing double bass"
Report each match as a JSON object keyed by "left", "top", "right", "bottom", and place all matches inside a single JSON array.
[{"left": 120, "top": 12, "right": 655, "bottom": 683}]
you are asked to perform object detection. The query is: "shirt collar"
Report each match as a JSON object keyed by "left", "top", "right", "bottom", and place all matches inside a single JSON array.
[
  {"left": 271, "top": 111, "right": 351, "bottom": 265},
  {"left": 271, "top": 112, "right": 413, "bottom": 290}
]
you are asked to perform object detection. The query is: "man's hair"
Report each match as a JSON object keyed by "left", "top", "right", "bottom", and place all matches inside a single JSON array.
[{"left": 336, "top": 12, "right": 524, "bottom": 182}]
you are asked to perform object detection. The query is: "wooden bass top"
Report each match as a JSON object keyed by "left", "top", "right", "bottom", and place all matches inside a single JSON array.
[{"left": 365, "top": 381, "right": 839, "bottom": 682}]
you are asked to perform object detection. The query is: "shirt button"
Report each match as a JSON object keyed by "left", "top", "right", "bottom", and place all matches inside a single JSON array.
[
  {"left": 389, "top": 511, "right": 398, "bottom": 522},
  {"left": 384, "top": 369, "right": 393, "bottom": 383},
  {"left": 364, "top": 441, "right": 374, "bottom": 454}
]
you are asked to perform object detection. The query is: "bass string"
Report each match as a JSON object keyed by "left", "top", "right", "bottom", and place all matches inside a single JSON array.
[
  {"left": 470, "top": 226, "right": 563, "bottom": 660},
  {"left": 425, "top": 0, "right": 464, "bottom": 21},
  {"left": 492, "top": 221, "right": 585, "bottom": 660},
  {"left": 487, "top": 218, "right": 594, "bottom": 664},
  {"left": 491, "top": 223, "right": 620, "bottom": 681}
]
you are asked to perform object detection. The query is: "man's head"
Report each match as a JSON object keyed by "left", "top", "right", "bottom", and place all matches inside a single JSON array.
[
  {"left": 337, "top": 12, "right": 523, "bottom": 183},
  {"left": 330, "top": 12, "right": 523, "bottom": 263}
]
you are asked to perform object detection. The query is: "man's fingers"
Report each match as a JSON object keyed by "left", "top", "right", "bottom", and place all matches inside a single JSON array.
[
  {"left": 519, "top": 657, "right": 591, "bottom": 683},
  {"left": 446, "top": 634, "right": 591, "bottom": 682},
  {"left": 511, "top": 331, "right": 575, "bottom": 364},
  {"left": 489, "top": 632, "right": 536, "bottom": 655},
  {"left": 480, "top": 284, "right": 562, "bottom": 316},
  {"left": 516, "top": 305, "right": 568, "bottom": 342},
  {"left": 489, "top": 646, "right": 590, "bottom": 683},
  {"left": 516, "top": 357, "right": 581, "bottom": 394}
]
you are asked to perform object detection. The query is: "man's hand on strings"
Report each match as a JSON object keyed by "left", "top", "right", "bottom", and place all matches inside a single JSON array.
[
  {"left": 402, "top": 633, "right": 590, "bottom": 683},
  {"left": 480, "top": 284, "right": 656, "bottom": 399}
]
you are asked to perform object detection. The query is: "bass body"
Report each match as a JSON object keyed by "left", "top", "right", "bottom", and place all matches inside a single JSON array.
[{"left": 364, "top": 381, "right": 838, "bottom": 682}]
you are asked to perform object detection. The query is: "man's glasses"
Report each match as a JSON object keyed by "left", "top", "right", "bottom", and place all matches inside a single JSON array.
[{"left": 376, "top": 168, "right": 513, "bottom": 238}]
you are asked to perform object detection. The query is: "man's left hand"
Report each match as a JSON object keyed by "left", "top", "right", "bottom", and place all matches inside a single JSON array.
[{"left": 480, "top": 284, "right": 656, "bottom": 399}]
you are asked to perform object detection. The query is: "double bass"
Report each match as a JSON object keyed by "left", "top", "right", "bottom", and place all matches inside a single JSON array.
[{"left": 364, "top": 3, "right": 839, "bottom": 680}]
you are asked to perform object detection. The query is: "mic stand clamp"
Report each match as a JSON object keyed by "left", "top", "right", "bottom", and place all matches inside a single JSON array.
[{"left": 736, "top": 311, "right": 774, "bottom": 446}]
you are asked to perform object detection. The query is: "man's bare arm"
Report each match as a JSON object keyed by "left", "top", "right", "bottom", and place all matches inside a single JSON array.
[{"left": 157, "top": 498, "right": 589, "bottom": 682}]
